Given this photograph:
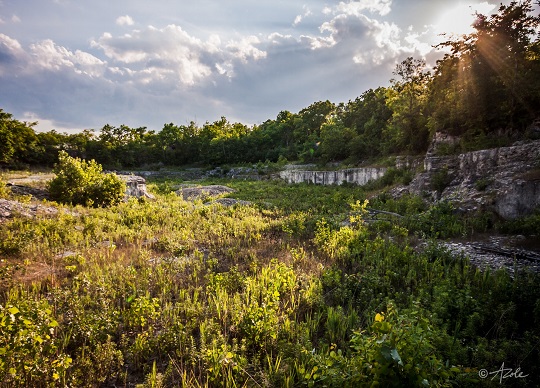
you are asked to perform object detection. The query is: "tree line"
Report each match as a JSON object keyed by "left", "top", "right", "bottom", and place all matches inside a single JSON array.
[{"left": 1, "top": 1, "right": 539, "bottom": 169}]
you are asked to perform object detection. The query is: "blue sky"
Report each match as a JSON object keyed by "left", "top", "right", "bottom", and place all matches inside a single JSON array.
[{"left": 0, "top": 0, "right": 507, "bottom": 133}]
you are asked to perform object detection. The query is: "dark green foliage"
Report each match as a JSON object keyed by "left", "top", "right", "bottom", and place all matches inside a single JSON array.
[
  {"left": 474, "top": 177, "right": 491, "bottom": 191},
  {"left": 0, "top": 109, "right": 39, "bottom": 167},
  {"left": 0, "top": 177, "right": 539, "bottom": 386},
  {"left": 47, "top": 151, "right": 126, "bottom": 207},
  {"left": 500, "top": 210, "right": 540, "bottom": 236},
  {"left": 430, "top": 167, "right": 452, "bottom": 192}
]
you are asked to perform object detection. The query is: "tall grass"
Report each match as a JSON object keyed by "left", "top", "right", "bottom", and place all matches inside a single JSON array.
[{"left": 0, "top": 178, "right": 539, "bottom": 386}]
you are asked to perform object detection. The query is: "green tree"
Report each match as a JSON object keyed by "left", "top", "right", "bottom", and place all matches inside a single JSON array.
[
  {"left": 319, "top": 119, "right": 355, "bottom": 162},
  {"left": 387, "top": 58, "right": 431, "bottom": 153},
  {"left": 0, "top": 109, "right": 39, "bottom": 166},
  {"left": 156, "top": 122, "right": 201, "bottom": 165},
  {"left": 342, "top": 88, "right": 393, "bottom": 160},
  {"left": 429, "top": 0, "right": 540, "bottom": 138},
  {"left": 294, "top": 101, "right": 335, "bottom": 154},
  {"left": 47, "top": 151, "right": 126, "bottom": 207}
]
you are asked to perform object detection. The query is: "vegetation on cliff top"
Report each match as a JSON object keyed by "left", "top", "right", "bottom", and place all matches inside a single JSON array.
[{"left": 1, "top": 1, "right": 540, "bottom": 170}]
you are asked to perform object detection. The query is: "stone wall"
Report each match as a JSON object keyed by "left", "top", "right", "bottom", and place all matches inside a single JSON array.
[
  {"left": 406, "top": 139, "right": 540, "bottom": 219},
  {"left": 279, "top": 167, "right": 387, "bottom": 186}
]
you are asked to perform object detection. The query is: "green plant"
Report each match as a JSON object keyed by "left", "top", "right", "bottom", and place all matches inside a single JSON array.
[
  {"left": 474, "top": 177, "right": 491, "bottom": 191},
  {"left": 430, "top": 167, "right": 452, "bottom": 193},
  {"left": 0, "top": 176, "right": 11, "bottom": 199},
  {"left": 300, "top": 302, "right": 458, "bottom": 386},
  {"left": 0, "top": 295, "right": 72, "bottom": 386},
  {"left": 47, "top": 150, "right": 126, "bottom": 207}
]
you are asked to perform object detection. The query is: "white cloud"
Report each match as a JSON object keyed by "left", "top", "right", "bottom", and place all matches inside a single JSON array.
[
  {"left": 0, "top": 33, "right": 23, "bottom": 54},
  {"left": 29, "top": 39, "right": 106, "bottom": 77},
  {"left": 0, "top": 34, "right": 28, "bottom": 75},
  {"left": 433, "top": 2, "right": 496, "bottom": 37},
  {"left": 91, "top": 24, "right": 267, "bottom": 86},
  {"left": 335, "top": 0, "right": 392, "bottom": 17},
  {"left": 11, "top": 14, "right": 21, "bottom": 23},
  {"left": 22, "top": 112, "right": 85, "bottom": 134},
  {"left": 293, "top": 5, "right": 312, "bottom": 26},
  {"left": 226, "top": 36, "right": 267, "bottom": 63},
  {"left": 116, "top": 15, "right": 134, "bottom": 26}
]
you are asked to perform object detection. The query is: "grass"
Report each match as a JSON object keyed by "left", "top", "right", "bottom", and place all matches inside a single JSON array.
[{"left": 0, "top": 174, "right": 539, "bottom": 386}]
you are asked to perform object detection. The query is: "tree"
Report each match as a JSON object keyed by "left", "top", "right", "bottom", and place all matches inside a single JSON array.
[
  {"left": 48, "top": 151, "right": 126, "bottom": 207},
  {"left": 294, "top": 101, "right": 335, "bottom": 143},
  {"left": 429, "top": 0, "right": 540, "bottom": 138},
  {"left": 319, "top": 119, "right": 355, "bottom": 162},
  {"left": 387, "top": 58, "right": 431, "bottom": 153},
  {"left": 342, "top": 88, "right": 392, "bottom": 159},
  {"left": 0, "top": 109, "right": 39, "bottom": 166},
  {"left": 156, "top": 122, "right": 201, "bottom": 165}
]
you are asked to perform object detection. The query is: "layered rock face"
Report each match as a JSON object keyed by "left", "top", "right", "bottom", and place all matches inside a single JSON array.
[
  {"left": 279, "top": 167, "right": 387, "bottom": 186},
  {"left": 406, "top": 139, "right": 540, "bottom": 220},
  {"left": 117, "top": 175, "right": 156, "bottom": 200}
]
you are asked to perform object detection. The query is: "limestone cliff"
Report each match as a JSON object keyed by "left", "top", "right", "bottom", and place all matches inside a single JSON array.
[
  {"left": 279, "top": 166, "right": 387, "bottom": 186},
  {"left": 402, "top": 138, "right": 540, "bottom": 220}
]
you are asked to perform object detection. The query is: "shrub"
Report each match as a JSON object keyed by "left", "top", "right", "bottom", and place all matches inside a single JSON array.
[
  {"left": 47, "top": 151, "right": 126, "bottom": 207},
  {"left": 0, "top": 176, "right": 11, "bottom": 199},
  {"left": 430, "top": 167, "right": 452, "bottom": 193}
]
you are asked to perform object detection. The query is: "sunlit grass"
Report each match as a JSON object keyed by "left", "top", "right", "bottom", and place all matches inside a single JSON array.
[{"left": 0, "top": 176, "right": 539, "bottom": 386}]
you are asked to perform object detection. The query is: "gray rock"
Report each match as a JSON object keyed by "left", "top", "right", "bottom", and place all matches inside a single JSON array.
[
  {"left": 6, "top": 184, "right": 51, "bottom": 201},
  {"left": 401, "top": 138, "right": 540, "bottom": 220},
  {"left": 278, "top": 167, "right": 387, "bottom": 186},
  {"left": 0, "top": 198, "right": 74, "bottom": 221},
  {"left": 208, "top": 198, "right": 251, "bottom": 207},
  {"left": 176, "top": 185, "right": 235, "bottom": 201},
  {"left": 117, "top": 175, "right": 155, "bottom": 200}
]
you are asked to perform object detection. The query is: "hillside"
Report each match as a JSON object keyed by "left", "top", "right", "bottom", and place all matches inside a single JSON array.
[{"left": 1, "top": 141, "right": 540, "bottom": 385}]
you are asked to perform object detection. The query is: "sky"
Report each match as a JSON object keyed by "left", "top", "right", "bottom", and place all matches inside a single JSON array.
[{"left": 0, "top": 0, "right": 511, "bottom": 133}]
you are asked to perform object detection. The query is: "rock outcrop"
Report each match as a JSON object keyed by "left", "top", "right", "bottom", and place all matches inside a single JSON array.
[
  {"left": 6, "top": 184, "right": 50, "bottom": 201},
  {"left": 176, "top": 185, "right": 235, "bottom": 201},
  {"left": 209, "top": 198, "right": 251, "bottom": 207},
  {"left": 400, "top": 138, "right": 540, "bottom": 220},
  {"left": 118, "top": 175, "right": 155, "bottom": 200},
  {"left": 279, "top": 166, "right": 387, "bottom": 186},
  {"left": 0, "top": 198, "right": 73, "bottom": 222}
]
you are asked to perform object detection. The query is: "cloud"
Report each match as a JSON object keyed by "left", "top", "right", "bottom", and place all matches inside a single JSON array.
[
  {"left": 0, "top": 0, "right": 449, "bottom": 133},
  {"left": 0, "top": 33, "right": 28, "bottom": 74},
  {"left": 293, "top": 5, "right": 312, "bottom": 26},
  {"left": 334, "top": 0, "right": 393, "bottom": 17},
  {"left": 22, "top": 112, "right": 86, "bottom": 134},
  {"left": 226, "top": 36, "right": 267, "bottom": 63},
  {"left": 11, "top": 14, "right": 21, "bottom": 23},
  {"left": 29, "top": 39, "right": 107, "bottom": 77},
  {"left": 116, "top": 15, "right": 134, "bottom": 26},
  {"left": 91, "top": 24, "right": 267, "bottom": 86}
]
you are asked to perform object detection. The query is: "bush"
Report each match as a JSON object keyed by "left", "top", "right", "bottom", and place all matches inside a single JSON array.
[
  {"left": 47, "top": 151, "right": 126, "bottom": 207},
  {"left": 430, "top": 167, "right": 452, "bottom": 193}
]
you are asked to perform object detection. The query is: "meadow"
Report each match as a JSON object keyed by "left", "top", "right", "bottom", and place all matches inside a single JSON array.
[{"left": 1, "top": 174, "right": 539, "bottom": 387}]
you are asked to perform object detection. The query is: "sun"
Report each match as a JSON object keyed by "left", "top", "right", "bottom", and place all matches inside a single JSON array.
[{"left": 434, "top": 2, "right": 497, "bottom": 38}]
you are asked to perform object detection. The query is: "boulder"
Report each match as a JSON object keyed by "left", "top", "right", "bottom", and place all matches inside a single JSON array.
[
  {"left": 176, "top": 185, "right": 235, "bottom": 201},
  {"left": 209, "top": 198, "right": 251, "bottom": 207},
  {"left": 118, "top": 175, "right": 155, "bottom": 200}
]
